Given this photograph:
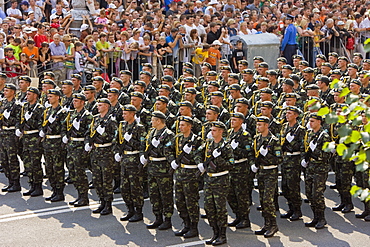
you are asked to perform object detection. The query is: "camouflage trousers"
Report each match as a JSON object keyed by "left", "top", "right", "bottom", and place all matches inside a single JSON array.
[
  {"left": 204, "top": 175, "right": 229, "bottom": 228},
  {"left": 305, "top": 165, "right": 328, "bottom": 213},
  {"left": 22, "top": 135, "right": 43, "bottom": 184},
  {"left": 121, "top": 160, "right": 144, "bottom": 208},
  {"left": 257, "top": 168, "right": 278, "bottom": 218},
  {"left": 228, "top": 168, "right": 252, "bottom": 219},
  {"left": 44, "top": 148, "right": 65, "bottom": 189},
  {"left": 0, "top": 133, "right": 20, "bottom": 181},
  {"left": 355, "top": 168, "right": 369, "bottom": 189},
  {"left": 148, "top": 174, "right": 174, "bottom": 218},
  {"left": 66, "top": 145, "right": 89, "bottom": 194},
  {"left": 335, "top": 160, "right": 355, "bottom": 198},
  {"left": 90, "top": 147, "right": 114, "bottom": 201},
  {"left": 281, "top": 156, "right": 302, "bottom": 209},
  {"left": 175, "top": 177, "right": 200, "bottom": 223}
]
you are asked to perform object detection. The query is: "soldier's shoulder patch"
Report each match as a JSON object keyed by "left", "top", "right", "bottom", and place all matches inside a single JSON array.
[
  {"left": 245, "top": 145, "right": 251, "bottom": 150},
  {"left": 242, "top": 131, "right": 248, "bottom": 136},
  {"left": 275, "top": 151, "right": 281, "bottom": 157},
  {"left": 229, "top": 158, "right": 235, "bottom": 164},
  {"left": 165, "top": 141, "right": 172, "bottom": 147}
]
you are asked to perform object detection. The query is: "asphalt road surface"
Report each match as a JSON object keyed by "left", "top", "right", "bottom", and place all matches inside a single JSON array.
[{"left": 0, "top": 170, "right": 369, "bottom": 247}]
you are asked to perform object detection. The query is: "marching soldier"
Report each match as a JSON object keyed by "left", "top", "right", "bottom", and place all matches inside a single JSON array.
[
  {"left": 109, "top": 77, "right": 130, "bottom": 106},
  {"left": 92, "top": 76, "right": 108, "bottom": 99},
  {"left": 16, "top": 76, "right": 31, "bottom": 103},
  {"left": 61, "top": 80, "right": 75, "bottom": 111},
  {"left": 130, "top": 92, "right": 152, "bottom": 132},
  {"left": 153, "top": 96, "right": 176, "bottom": 129},
  {"left": 83, "top": 85, "right": 99, "bottom": 115},
  {"left": 71, "top": 74, "right": 83, "bottom": 93}
]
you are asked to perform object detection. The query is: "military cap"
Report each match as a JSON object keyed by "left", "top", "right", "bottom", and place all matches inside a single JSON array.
[
  {"left": 163, "top": 65, "right": 175, "bottom": 70},
  {"left": 73, "top": 93, "right": 86, "bottom": 101},
  {"left": 317, "top": 75, "right": 330, "bottom": 84},
  {"left": 134, "top": 80, "right": 147, "bottom": 88},
  {"left": 140, "top": 71, "right": 151, "bottom": 77},
  {"left": 183, "top": 77, "right": 196, "bottom": 83},
  {"left": 220, "top": 66, "right": 232, "bottom": 71},
  {"left": 238, "top": 60, "right": 248, "bottom": 66},
  {"left": 353, "top": 53, "right": 363, "bottom": 59},
  {"left": 220, "top": 59, "right": 230, "bottom": 65},
  {"left": 359, "top": 70, "right": 369, "bottom": 75},
  {"left": 260, "top": 101, "right": 274, "bottom": 108},
  {"left": 47, "top": 89, "right": 61, "bottom": 96},
  {"left": 235, "top": 98, "right": 249, "bottom": 105},
  {"left": 299, "top": 61, "right": 309, "bottom": 66},
  {"left": 202, "top": 62, "right": 212, "bottom": 70},
  {"left": 350, "top": 79, "right": 362, "bottom": 86},
  {"left": 266, "top": 70, "right": 278, "bottom": 76},
  {"left": 338, "top": 56, "right": 349, "bottom": 62},
  {"left": 230, "top": 112, "right": 245, "bottom": 120},
  {"left": 363, "top": 59, "right": 370, "bottom": 64},
  {"left": 208, "top": 81, "right": 220, "bottom": 88},
  {"left": 321, "top": 62, "right": 332, "bottom": 68},
  {"left": 152, "top": 111, "right": 166, "bottom": 119},
  {"left": 260, "top": 87, "right": 273, "bottom": 94},
  {"left": 156, "top": 96, "right": 169, "bottom": 103},
  {"left": 305, "top": 84, "right": 320, "bottom": 90},
  {"left": 303, "top": 67, "right": 314, "bottom": 73},
  {"left": 183, "top": 68, "right": 194, "bottom": 75},
  {"left": 334, "top": 103, "right": 348, "bottom": 109},
  {"left": 292, "top": 54, "right": 303, "bottom": 60},
  {"left": 4, "top": 83, "right": 16, "bottom": 91},
  {"left": 178, "top": 116, "right": 193, "bottom": 125},
  {"left": 253, "top": 56, "right": 264, "bottom": 62},
  {"left": 228, "top": 73, "right": 239, "bottom": 79},
  {"left": 71, "top": 74, "right": 82, "bottom": 80},
  {"left": 183, "top": 62, "right": 194, "bottom": 69},
  {"left": 229, "top": 84, "right": 241, "bottom": 91},
  {"left": 92, "top": 68, "right": 103, "bottom": 73},
  {"left": 0, "top": 72, "right": 7, "bottom": 78},
  {"left": 212, "top": 121, "right": 227, "bottom": 129},
  {"left": 360, "top": 94, "right": 368, "bottom": 100},
  {"left": 111, "top": 77, "right": 123, "bottom": 86},
  {"left": 256, "top": 116, "right": 270, "bottom": 123},
  {"left": 348, "top": 63, "right": 359, "bottom": 70},
  {"left": 331, "top": 69, "right": 342, "bottom": 75},
  {"left": 179, "top": 101, "right": 193, "bottom": 108},
  {"left": 27, "top": 86, "right": 40, "bottom": 96},
  {"left": 206, "top": 71, "right": 218, "bottom": 76},
  {"left": 257, "top": 77, "right": 269, "bottom": 83},
  {"left": 107, "top": 88, "right": 120, "bottom": 94},
  {"left": 285, "top": 93, "right": 298, "bottom": 99},
  {"left": 19, "top": 75, "right": 31, "bottom": 82},
  {"left": 84, "top": 85, "right": 96, "bottom": 91},
  {"left": 61, "top": 80, "right": 73, "bottom": 86},
  {"left": 282, "top": 64, "right": 293, "bottom": 70},
  {"left": 207, "top": 105, "right": 220, "bottom": 113},
  {"left": 289, "top": 74, "right": 300, "bottom": 82},
  {"left": 97, "top": 98, "right": 111, "bottom": 105},
  {"left": 286, "top": 106, "right": 301, "bottom": 114},
  {"left": 120, "top": 70, "right": 132, "bottom": 76},
  {"left": 258, "top": 62, "right": 269, "bottom": 68},
  {"left": 44, "top": 71, "right": 55, "bottom": 77},
  {"left": 184, "top": 87, "right": 197, "bottom": 94},
  {"left": 309, "top": 113, "right": 323, "bottom": 121},
  {"left": 92, "top": 76, "right": 104, "bottom": 82},
  {"left": 130, "top": 91, "right": 144, "bottom": 99},
  {"left": 316, "top": 54, "right": 327, "bottom": 61},
  {"left": 41, "top": 79, "right": 55, "bottom": 86},
  {"left": 283, "top": 78, "right": 295, "bottom": 87},
  {"left": 158, "top": 84, "right": 171, "bottom": 91},
  {"left": 328, "top": 52, "right": 338, "bottom": 58},
  {"left": 277, "top": 57, "right": 287, "bottom": 63},
  {"left": 210, "top": 91, "right": 224, "bottom": 97},
  {"left": 142, "top": 63, "right": 153, "bottom": 69},
  {"left": 332, "top": 88, "right": 343, "bottom": 93},
  {"left": 161, "top": 75, "right": 174, "bottom": 82},
  {"left": 122, "top": 104, "right": 137, "bottom": 112}
]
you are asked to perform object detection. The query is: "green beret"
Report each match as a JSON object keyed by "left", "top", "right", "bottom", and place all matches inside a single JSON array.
[
  {"left": 338, "top": 56, "right": 348, "bottom": 62},
  {"left": 283, "top": 78, "right": 295, "bottom": 87},
  {"left": 286, "top": 106, "right": 301, "bottom": 114},
  {"left": 130, "top": 91, "right": 144, "bottom": 99},
  {"left": 202, "top": 62, "right": 212, "bottom": 70},
  {"left": 328, "top": 52, "right": 338, "bottom": 58},
  {"left": 206, "top": 71, "right": 218, "bottom": 76},
  {"left": 229, "top": 84, "right": 241, "bottom": 91},
  {"left": 257, "top": 77, "right": 269, "bottom": 83},
  {"left": 277, "top": 57, "right": 287, "bottom": 63},
  {"left": 316, "top": 54, "right": 327, "bottom": 61},
  {"left": 47, "top": 89, "right": 61, "bottom": 96},
  {"left": 220, "top": 66, "right": 232, "bottom": 71},
  {"left": 210, "top": 91, "right": 224, "bottom": 97},
  {"left": 256, "top": 116, "right": 270, "bottom": 123},
  {"left": 305, "top": 84, "right": 320, "bottom": 90},
  {"left": 158, "top": 84, "right": 171, "bottom": 91},
  {"left": 260, "top": 101, "right": 273, "bottom": 108},
  {"left": 282, "top": 64, "right": 293, "bottom": 70},
  {"left": 302, "top": 67, "right": 314, "bottom": 73},
  {"left": 285, "top": 93, "right": 298, "bottom": 99},
  {"left": 363, "top": 59, "right": 370, "bottom": 64},
  {"left": 184, "top": 87, "right": 197, "bottom": 94},
  {"left": 235, "top": 98, "right": 249, "bottom": 105},
  {"left": 212, "top": 121, "right": 227, "bottom": 129},
  {"left": 163, "top": 65, "right": 175, "bottom": 70},
  {"left": 152, "top": 111, "right": 166, "bottom": 119},
  {"left": 331, "top": 69, "right": 342, "bottom": 75},
  {"left": 260, "top": 87, "right": 273, "bottom": 94},
  {"left": 299, "top": 61, "right": 309, "bottom": 66},
  {"left": 350, "top": 79, "right": 362, "bottom": 86},
  {"left": 241, "top": 69, "right": 254, "bottom": 74},
  {"left": 253, "top": 56, "right": 264, "bottom": 62},
  {"left": 112, "top": 77, "right": 123, "bottom": 86},
  {"left": 238, "top": 60, "right": 248, "bottom": 66},
  {"left": 107, "top": 88, "right": 120, "bottom": 94},
  {"left": 292, "top": 54, "right": 303, "bottom": 60},
  {"left": 317, "top": 75, "right": 330, "bottom": 84},
  {"left": 179, "top": 101, "right": 193, "bottom": 108},
  {"left": 92, "top": 76, "right": 104, "bottom": 82},
  {"left": 84, "top": 85, "right": 96, "bottom": 91},
  {"left": 208, "top": 81, "right": 220, "bottom": 88},
  {"left": 44, "top": 71, "right": 55, "bottom": 77},
  {"left": 61, "top": 80, "right": 73, "bottom": 86},
  {"left": 142, "top": 63, "right": 153, "bottom": 69},
  {"left": 220, "top": 59, "right": 230, "bottom": 65},
  {"left": 183, "top": 68, "right": 194, "bottom": 75},
  {"left": 309, "top": 113, "right": 323, "bottom": 121},
  {"left": 0, "top": 72, "right": 7, "bottom": 78},
  {"left": 73, "top": 93, "right": 86, "bottom": 101},
  {"left": 348, "top": 63, "right": 358, "bottom": 70},
  {"left": 42, "top": 79, "right": 55, "bottom": 86},
  {"left": 122, "top": 104, "right": 137, "bottom": 112},
  {"left": 183, "top": 62, "right": 194, "bottom": 69},
  {"left": 289, "top": 74, "right": 300, "bottom": 82},
  {"left": 19, "top": 75, "right": 31, "bottom": 83},
  {"left": 183, "top": 77, "right": 196, "bottom": 83},
  {"left": 71, "top": 74, "right": 82, "bottom": 80},
  {"left": 92, "top": 68, "right": 103, "bottom": 73},
  {"left": 120, "top": 70, "right": 132, "bottom": 76},
  {"left": 27, "top": 86, "right": 40, "bottom": 96},
  {"left": 156, "top": 96, "right": 169, "bottom": 103},
  {"left": 353, "top": 53, "right": 363, "bottom": 59},
  {"left": 140, "top": 71, "right": 151, "bottom": 77},
  {"left": 266, "top": 70, "right": 278, "bottom": 76},
  {"left": 230, "top": 112, "right": 245, "bottom": 120},
  {"left": 207, "top": 105, "right": 220, "bottom": 113},
  {"left": 332, "top": 88, "right": 343, "bottom": 93},
  {"left": 258, "top": 62, "right": 269, "bottom": 68},
  {"left": 228, "top": 73, "right": 239, "bottom": 79},
  {"left": 161, "top": 75, "right": 174, "bottom": 82},
  {"left": 321, "top": 62, "right": 332, "bottom": 68},
  {"left": 134, "top": 81, "right": 147, "bottom": 88},
  {"left": 97, "top": 98, "right": 111, "bottom": 105},
  {"left": 5, "top": 83, "right": 16, "bottom": 91},
  {"left": 359, "top": 70, "right": 369, "bottom": 75},
  {"left": 178, "top": 116, "right": 193, "bottom": 125}
]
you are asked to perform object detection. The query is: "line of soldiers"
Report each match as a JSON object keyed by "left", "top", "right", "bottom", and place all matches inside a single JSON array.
[{"left": 0, "top": 52, "right": 369, "bottom": 245}]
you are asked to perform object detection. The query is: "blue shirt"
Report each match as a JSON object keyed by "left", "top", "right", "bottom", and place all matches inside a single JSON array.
[
  {"left": 281, "top": 24, "right": 297, "bottom": 51},
  {"left": 166, "top": 34, "right": 179, "bottom": 57}
]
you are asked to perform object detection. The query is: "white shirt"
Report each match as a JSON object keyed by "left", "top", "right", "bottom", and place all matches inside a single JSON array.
[
  {"left": 184, "top": 24, "right": 196, "bottom": 35},
  {"left": 6, "top": 8, "right": 22, "bottom": 24}
]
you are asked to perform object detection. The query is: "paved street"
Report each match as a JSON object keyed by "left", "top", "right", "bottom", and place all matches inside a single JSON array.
[{"left": 0, "top": 171, "right": 369, "bottom": 247}]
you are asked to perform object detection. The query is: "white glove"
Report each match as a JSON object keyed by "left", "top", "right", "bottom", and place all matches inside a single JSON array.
[
  {"left": 39, "top": 130, "right": 45, "bottom": 138},
  {"left": 259, "top": 146, "right": 268, "bottom": 156},
  {"left": 151, "top": 137, "right": 160, "bottom": 148},
  {"left": 15, "top": 129, "right": 22, "bottom": 137},
  {"left": 114, "top": 153, "right": 122, "bottom": 162},
  {"left": 197, "top": 163, "right": 205, "bottom": 173},
  {"left": 309, "top": 141, "right": 317, "bottom": 151},
  {"left": 3, "top": 109, "right": 10, "bottom": 119},
  {"left": 171, "top": 160, "right": 178, "bottom": 170},
  {"left": 48, "top": 115, "right": 56, "bottom": 124},
  {"left": 230, "top": 139, "right": 239, "bottom": 149},
  {"left": 251, "top": 164, "right": 258, "bottom": 173},
  {"left": 140, "top": 155, "right": 148, "bottom": 165},
  {"left": 72, "top": 118, "right": 80, "bottom": 130},
  {"left": 183, "top": 144, "right": 192, "bottom": 154},
  {"left": 301, "top": 159, "right": 308, "bottom": 168},
  {"left": 62, "top": 135, "right": 68, "bottom": 144},
  {"left": 124, "top": 132, "right": 132, "bottom": 142},
  {"left": 84, "top": 143, "right": 92, "bottom": 152},
  {"left": 96, "top": 125, "right": 105, "bottom": 135},
  {"left": 212, "top": 149, "right": 221, "bottom": 158}
]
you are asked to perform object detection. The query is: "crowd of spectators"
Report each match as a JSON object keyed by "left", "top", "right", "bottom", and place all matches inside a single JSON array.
[{"left": 0, "top": 0, "right": 370, "bottom": 85}]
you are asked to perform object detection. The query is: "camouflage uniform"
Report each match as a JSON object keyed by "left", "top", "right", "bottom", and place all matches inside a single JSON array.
[{"left": 85, "top": 100, "right": 99, "bottom": 115}]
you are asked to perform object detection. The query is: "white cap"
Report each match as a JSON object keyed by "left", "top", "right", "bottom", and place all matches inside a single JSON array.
[
  {"left": 209, "top": 0, "right": 219, "bottom": 5},
  {"left": 23, "top": 27, "right": 32, "bottom": 34},
  {"left": 212, "top": 40, "right": 222, "bottom": 46},
  {"left": 108, "top": 3, "right": 116, "bottom": 9},
  {"left": 337, "top": 21, "right": 345, "bottom": 25},
  {"left": 30, "top": 27, "right": 38, "bottom": 32},
  {"left": 80, "top": 24, "right": 89, "bottom": 32},
  {"left": 50, "top": 14, "right": 58, "bottom": 20},
  {"left": 312, "top": 8, "right": 320, "bottom": 13}
]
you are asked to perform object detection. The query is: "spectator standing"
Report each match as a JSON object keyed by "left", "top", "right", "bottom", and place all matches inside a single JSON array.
[{"left": 49, "top": 34, "right": 67, "bottom": 84}]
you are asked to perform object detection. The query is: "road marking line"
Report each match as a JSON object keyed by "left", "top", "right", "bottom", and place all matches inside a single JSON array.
[{"left": 167, "top": 240, "right": 206, "bottom": 247}]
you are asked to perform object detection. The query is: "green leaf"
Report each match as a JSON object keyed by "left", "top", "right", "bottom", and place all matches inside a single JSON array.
[
  {"left": 361, "top": 132, "right": 370, "bottom": 143},
  {"left": 317, "top": 106, "right": 329, "bottom": 116},
  {"left": 336, "top": 143, "right": 347, "bottom": 156},
  {"left": 356, "top": 161, "right": 369, "bottom": 172},
  {"left": 325, "top": 113, "right": 339, "bottom": 124},
  {"left": 338, "top": 124, "right": 352, "bottom": 137},
  {"left": 339, "top": 87, "right": 350, "bottom": 97},
  {"left": 338, "top": 115, "right": 347, "bottom": 123},
  {"left": 350, "top": 185, "right": 360, "bottom": 195},
  {"left": 330, "top": 79, "right": 340, "bottom": 89},
  {"left": 366, "top": 194, "right": 370, "bottom": 203},
  {"left": 346, "top": 94, "right": 360, "bottom": 104},
  {"left": 360, "top": 189, "right": 369, "bottom": 201},
  {"left": 365, "top": 123, "right": 370, "bottom": 133},
  {"left": 350, "top": 130, "right": 361, "bottom": 142}
]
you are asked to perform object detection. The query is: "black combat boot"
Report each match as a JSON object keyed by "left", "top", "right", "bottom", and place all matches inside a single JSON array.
[
  {"left": 305, "top": 210, "right": 318, "bottom": 227},
  {"left": 69, "top": 191, "right": 81, "bottom": 205},
  {"left": 205, "top": 225, "right": 219, "bottom": 245},
  {"left": 235, "top": 215, "right": 251, "bottom": 229},
  {"left": 280, "top": 203, "right": 294, "bottom": 218},
  {"left": 50, "top": 187, "right": 65, "bottom": 202},
  {"left": 129, "top": 207, "right": 143, "bottom": 222},
  {"left": 264, "top": 218, "right": 278, "bottom": 238},
  {"left": 332, "top": 195, "right": 345, "bottom": 211},
  {"left": 100, "top": 200, "right": 113, "bottom": 215},
  {"left": 120, "top": 204, "right": 135, "bottom": 221},
  {"left": 92, "top": 198, "right": 106, "bottom": 213},
  {"left": 158, "top": 217, "right": 172, "bottom": 230},
  {"left": 212, "top": 227, "right": 227, "bottom": 246},
  {"left": 290, "top": 206, "right": 302, "bottom": 221},
  {"left": 2, "top": 180, "right": 13, "bottom": 192},
  {"left": 113, "top": 178, "right": 120, "bottom": 194},
  {"left": 174, "top": 217, "right": 190, "bottom": 236},
  {"left": 30, "top": 183, "right": 43, "bottom": 197},
  {"left": 146, "top": 214, "right": 163, "bottom": 229},
  {"left": 23, "top": 183, "right": 35, "bottom": 196},
  {"left": 228, "top": 215, "right": 241, "bottom": 227},
  {"left": 7, "top": 179, "right": 21, "bottom": 192},
  {"left": 74, "top": 192, "right": 89, "bottom": 207},
  {"left": 315, "top": 211, "right": 327, "bottom": 229},
  {"left": 356, "top": 202, "right": 370, "bottom": 218},
  {"left": 183, "top": 221, "right": 199, "bottom": 238},
  {"left": 255, "top": 218, "right": 269, "bottom": 235},
  {"left": 365, "top": 214, "right": 370, "bottom": 221},
  {"left": 45, "top": 187, "right": 56, "bottom": 201},
  {"left": 341, "top": 196, "right": 354, "bottom": 213}
]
